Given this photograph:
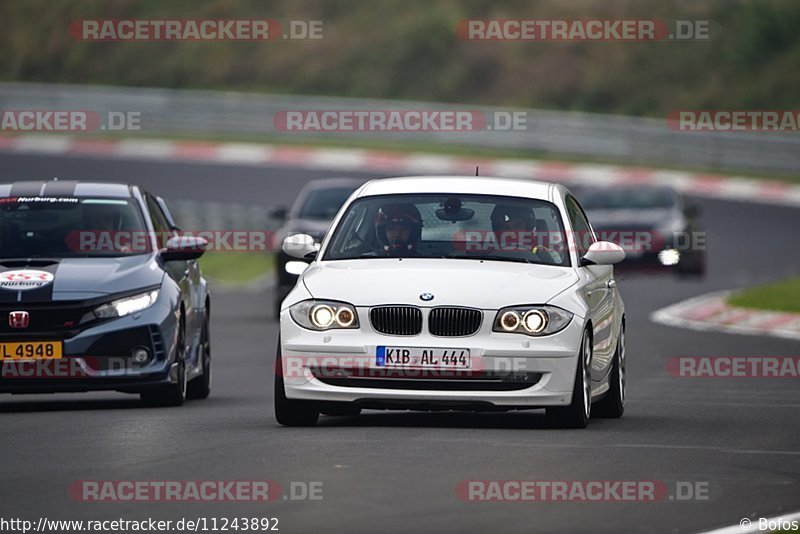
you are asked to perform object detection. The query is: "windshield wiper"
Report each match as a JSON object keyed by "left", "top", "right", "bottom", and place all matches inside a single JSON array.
[{"left": 444, "top": 254, "right": 532, "bottom": 264}]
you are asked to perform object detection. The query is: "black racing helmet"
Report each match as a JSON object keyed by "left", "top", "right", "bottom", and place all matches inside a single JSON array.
[
  {"left": 490, "top": 204, "right": 536, "bottom": 234},
  {"left": 375, "top": 203, "right": 423, "bottom": 249}
]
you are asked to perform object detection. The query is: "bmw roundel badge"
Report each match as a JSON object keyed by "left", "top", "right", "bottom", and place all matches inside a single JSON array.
[{"left": 420, "top": 292, "right": 434, "bottom": 301}]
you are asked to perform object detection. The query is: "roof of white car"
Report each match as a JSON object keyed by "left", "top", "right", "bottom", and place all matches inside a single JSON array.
[{"left": 356, "top": 176, "right": 565, "bottom": 201}]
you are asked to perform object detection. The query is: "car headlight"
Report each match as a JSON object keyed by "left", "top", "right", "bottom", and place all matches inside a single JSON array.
[
  {"left": 91, "top": 289, "right": 160, "bottom": 320},
  {"left": 493, "top": 305, "right": 573, "bottom": 336},
  {"left": 289, "top": 300, "right": 359, "bottom": 331}
]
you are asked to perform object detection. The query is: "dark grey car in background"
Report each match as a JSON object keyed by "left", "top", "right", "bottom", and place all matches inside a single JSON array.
[
  {"left": 271, "top": 178, "right": 363, "bottom": 316},
  {"left": 576, "top": 184, "right": 706, "bottom": 276},
  {"left": 0, "top": 180, "right": 211, "bottom": 406}
]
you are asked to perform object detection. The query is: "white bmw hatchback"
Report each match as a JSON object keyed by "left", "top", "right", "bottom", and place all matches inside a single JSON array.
[{"left": 276, "top": 176, "right": 626, "bottom": 428}]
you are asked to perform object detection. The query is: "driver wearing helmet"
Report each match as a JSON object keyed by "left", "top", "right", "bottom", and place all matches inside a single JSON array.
[
  {"left": 490, "top": 204, "right": 560, "bottom": 264},
  {"left": 375, "top": 203, "right": 422, "bottom": 257},
  {"left": 84, "top": 205, "right": 122, "bottom": 231},
  {"left": 83, "top": 205, "right": 130, "bottom": 253}
]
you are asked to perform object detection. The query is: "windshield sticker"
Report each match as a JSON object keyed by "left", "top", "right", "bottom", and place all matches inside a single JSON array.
[
  {"left": 81, "top": 199, "right": 129, "bottom": 205},
  {"left": 0, "top": 196, "right": 79, "bottom": 205},
  {"left": 0, "top": 270, "right": 56, "bottom": 291}
]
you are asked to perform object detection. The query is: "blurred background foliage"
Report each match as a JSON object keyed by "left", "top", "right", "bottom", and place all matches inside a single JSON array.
[{"left": 1, "top": 0, "right": 798, "bottom": 116}]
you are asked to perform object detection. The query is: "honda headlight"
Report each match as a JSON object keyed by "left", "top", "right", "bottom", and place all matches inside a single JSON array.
[
  {"left": 290, "top": 300, "right": 359, "bottom": 331},
  {"left": 493, "top": 305, "right": 573, "bottom": 336},
  {"left": 92, "top": 289, "right": 160, "bottom": 320}
]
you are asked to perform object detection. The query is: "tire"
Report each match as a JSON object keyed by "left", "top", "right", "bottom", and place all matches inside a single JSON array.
[
  {"left": 593, "top": 324, "right": 625, "bottom": 418},
  {"left": 187, "top": 311, "right": 211, "bottom": 400},
  {"left": 274, "top": 337, "right": 319, "bottom": 426},
  {"left": 546, "top": 330, "right": 592, "bottom": 428},
  {"left": 320, "top": 403, "right": 362, "bottom": 417},
  {"left": 141, "top": 316, "right": 187, "bottom": 407}
]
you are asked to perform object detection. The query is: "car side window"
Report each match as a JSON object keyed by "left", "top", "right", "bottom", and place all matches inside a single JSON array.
[
  {"left": 565, "top": 195, "right": 595, "bottom": 258},
  {"left": 155, "top": 196, "right": 180, "bottom": 230},
  {"left": 330, "top": 202, "right": 370, "bottom": 255},
  {"left": 145, "top": 194, "right": 174, "bottom": 248}
]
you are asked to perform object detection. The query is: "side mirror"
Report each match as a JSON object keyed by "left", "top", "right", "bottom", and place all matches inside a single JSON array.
[
  {"left": 580, "top": 241, "right": 625, "bottom": 266},
  {"left": 282, "top": 234, "right": 318, "bottom": 260},
  {"left": 267, "top": 205, "right": 288, "bottom": 222},
  {"left": 159, "top": 235, "right": 208, "bottom": 262}
]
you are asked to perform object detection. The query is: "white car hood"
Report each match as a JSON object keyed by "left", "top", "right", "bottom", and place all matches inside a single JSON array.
[{"left": 301, "top": 259, "right": 579, "bottom": 309}]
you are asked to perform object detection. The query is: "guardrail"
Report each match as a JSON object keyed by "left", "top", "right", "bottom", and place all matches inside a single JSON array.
[
  {"left": 170, "top": 200, "right": 276, "bottom": 233},
  {"left": 1, "top": 82, "right": 798, "bottom": 173}
]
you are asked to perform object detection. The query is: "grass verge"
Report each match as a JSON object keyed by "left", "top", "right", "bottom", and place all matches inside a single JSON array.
[
  {"left": 198, "top": 251, "right": 275, "bottom": 285},
  {"left": 728, "top": 277, "right": 800, "bottom": 314}
]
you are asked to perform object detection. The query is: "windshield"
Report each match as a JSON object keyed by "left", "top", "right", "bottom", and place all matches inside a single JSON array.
[
  {"left": 580, "top": 188, "right": 677, "bottom": 210},
  {"left": 324, "top": 193, "right": 570, "bottom": 267},
  {"left": 297, "top": 187, "right": 357, "bottom": 220},
  {"left": 0, "top": 197, "right": 148, "bottom": 258}
]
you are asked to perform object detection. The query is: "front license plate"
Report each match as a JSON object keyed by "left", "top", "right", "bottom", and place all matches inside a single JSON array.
[
  {"left": 0, "top": 341, "right": 63, "bottom": 360},
  {"left": 376, "top": 346, "right": 470, "bottom": 369}
]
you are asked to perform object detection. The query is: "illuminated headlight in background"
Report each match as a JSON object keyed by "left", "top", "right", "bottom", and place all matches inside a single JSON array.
[
  {"left": 658, "top": 248, "right": 681, "bottom": 266},
  {"left": 290, "top": 300, "right": 360, "bottom": 331},
  {"left": 493, "top": 305, "right": 573, "bottom": 336},
  {"left": 91, "top": 289, "right": 160, "bottom": 320}
]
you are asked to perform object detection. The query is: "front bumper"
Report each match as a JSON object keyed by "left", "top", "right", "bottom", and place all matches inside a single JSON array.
[
  {"left": 279, "top": 307, "right": 584, "bottom": 409},
  {"left": 0, "top": 302, "right": 177, "bottom": 394}
]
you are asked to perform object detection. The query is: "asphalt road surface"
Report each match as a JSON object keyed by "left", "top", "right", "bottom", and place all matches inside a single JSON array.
[{"left": 0, "top": 152, "right": 798, "bottom": 534}]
